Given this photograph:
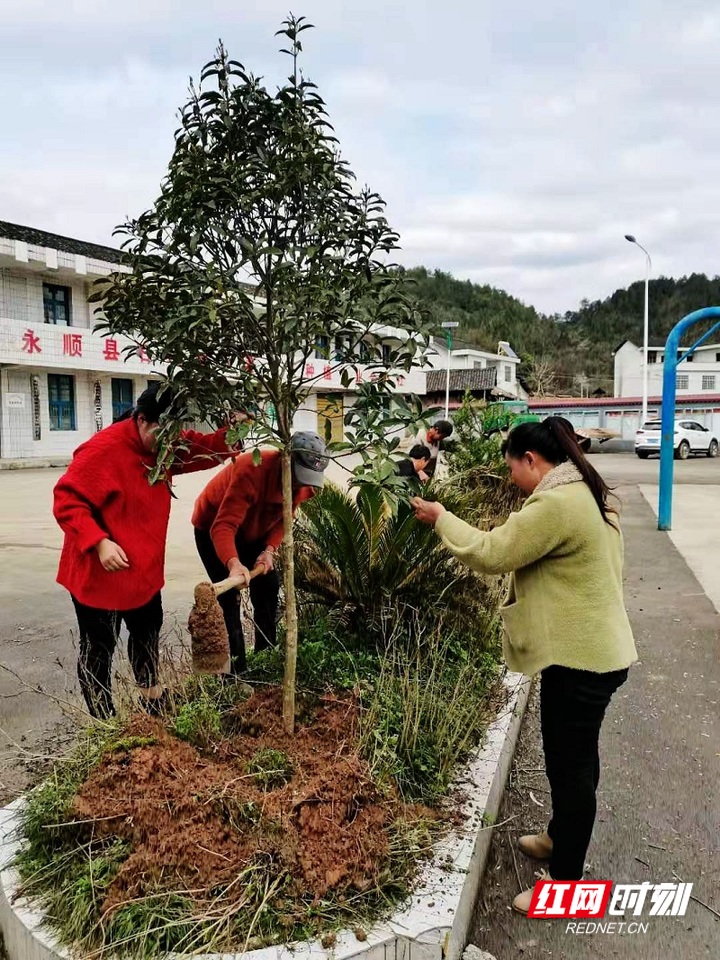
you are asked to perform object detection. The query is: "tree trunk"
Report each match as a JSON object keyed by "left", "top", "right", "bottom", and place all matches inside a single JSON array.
[{"left": 281, "top": 450, "right": 297, "bottom": 734}]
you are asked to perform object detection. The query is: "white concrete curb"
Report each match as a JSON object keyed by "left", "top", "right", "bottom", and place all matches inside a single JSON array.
[{"left": 0, "top": 673, "right": 531, "bottom": 960}]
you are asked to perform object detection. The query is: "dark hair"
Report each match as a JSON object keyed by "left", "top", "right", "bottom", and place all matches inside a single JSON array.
[
  {"left": 117, "top": 383, "right": 173, "bottom": 424},
  {"left": 434, "top": 419, "right": 453, "bottom": 439},
  {"left": 501, "top": 417, "right": 617, "bottom": 525},
  {"left": 408, "top": 444, "right": 431, "bottom": 461}
]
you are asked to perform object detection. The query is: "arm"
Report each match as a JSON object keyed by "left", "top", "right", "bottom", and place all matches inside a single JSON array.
[
  {"left": 432, "top": 495, "right": 566, "bottom": 575},
  {"left": 209, "top": 466, "right": 257, "bottom": 567},
  {"left": 171, "top": 427, "right": 237, "bottom": 476},
  {"left": 53, "top": 452, "right": 113, "bottom": 553}
]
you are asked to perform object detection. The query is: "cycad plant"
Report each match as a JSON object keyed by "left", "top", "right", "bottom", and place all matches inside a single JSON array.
[{"left": 293, "top": 483, "right": 502, "bottom": 648}]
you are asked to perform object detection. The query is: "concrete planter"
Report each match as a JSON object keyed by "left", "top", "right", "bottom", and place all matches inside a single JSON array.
[{"left": 0, "top": 674, "right": 531, "bottom": 960}]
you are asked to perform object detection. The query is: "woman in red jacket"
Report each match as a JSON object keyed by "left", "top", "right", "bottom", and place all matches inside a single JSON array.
[{"left": 53, "top": 384, "right": 241, "bottom": 719}]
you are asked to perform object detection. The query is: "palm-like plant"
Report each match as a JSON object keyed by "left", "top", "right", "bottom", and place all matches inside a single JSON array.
[{"left": 294, "top": 483, "right": 502, "bottom": 647}]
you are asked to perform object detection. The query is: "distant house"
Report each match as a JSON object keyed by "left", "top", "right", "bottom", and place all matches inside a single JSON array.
[
  {"left": 422, "top": 337, "right": 525, "bottom": 409},
  {"left": 614, "top": 338, "right": 720, "bottom": 398}
]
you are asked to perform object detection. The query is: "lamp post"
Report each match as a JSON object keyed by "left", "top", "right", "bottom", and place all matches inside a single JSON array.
[
  {"left": 624, "top": 234, "right": 652, "bottom": 424},
  {"left": 441, "top": 322, "right": 459, "bottom": 420}
]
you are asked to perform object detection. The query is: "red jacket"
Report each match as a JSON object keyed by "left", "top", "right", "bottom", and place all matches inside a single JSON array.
[
  {"left": 54, "top": 417, "right": 235, "bottom": 610},
  {"left": 192, "top": 449, "right": 316, "bottom": 566}
]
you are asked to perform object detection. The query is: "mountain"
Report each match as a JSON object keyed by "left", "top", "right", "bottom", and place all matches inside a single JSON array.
[{"left": 408, "top": 267, "right": 720, "bottom": 396}]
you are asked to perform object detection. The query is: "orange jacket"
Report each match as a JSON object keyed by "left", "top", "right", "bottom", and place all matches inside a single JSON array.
[{"left": 192, "top": 449, "right": 316, "bottom": 565}]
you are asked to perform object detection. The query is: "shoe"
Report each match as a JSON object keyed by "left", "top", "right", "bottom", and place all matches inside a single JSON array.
[
  {"left": 512, "top": 870, "right": 552, "bottom": 916},
  {"left": 518, "top": 830, "right": 553, "bottom": 861}
]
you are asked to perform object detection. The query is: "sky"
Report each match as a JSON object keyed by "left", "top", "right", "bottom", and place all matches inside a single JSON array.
[{"left": 1, "top": 0, "right": 718, "bottom": 314}]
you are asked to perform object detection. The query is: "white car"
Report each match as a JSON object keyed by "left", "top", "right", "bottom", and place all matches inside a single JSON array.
[{"left": 635, "top": 419, "right": 720, "bottom": 460}]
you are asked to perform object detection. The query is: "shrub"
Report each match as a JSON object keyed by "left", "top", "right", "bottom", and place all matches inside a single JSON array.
[{"left": 293, "top": 483, "right": 501, "bottom": 648}]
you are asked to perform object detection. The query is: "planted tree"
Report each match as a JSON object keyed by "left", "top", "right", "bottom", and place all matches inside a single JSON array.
[{"left": 93, "top": 16, "right": 433, "bottom": 732}]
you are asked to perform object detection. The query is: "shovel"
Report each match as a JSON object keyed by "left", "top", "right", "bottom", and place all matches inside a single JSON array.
[{"left": 189, "top": 564, "right": 266, "bottom": 674}]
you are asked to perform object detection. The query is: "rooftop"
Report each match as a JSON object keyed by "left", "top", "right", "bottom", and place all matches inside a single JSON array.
[{"left": 0, "top": 219, "right": 125, "bottom": 265}]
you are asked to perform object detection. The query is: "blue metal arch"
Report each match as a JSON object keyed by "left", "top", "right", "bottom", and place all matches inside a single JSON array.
[{"left": 658, "top": 306, "right": 720, "bottom": 530}]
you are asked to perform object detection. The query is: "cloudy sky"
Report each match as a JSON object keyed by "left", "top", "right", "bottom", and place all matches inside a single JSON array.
[{"left": 1, "top": 0, "right": 718, "bottom": 313}]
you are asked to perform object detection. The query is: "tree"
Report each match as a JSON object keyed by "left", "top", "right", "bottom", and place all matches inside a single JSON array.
[
  {"left": 93, "top": 16, "right": 434, "bottom": 733},
  {"left": 520, "top": 354, "right": 560, "bottom": 397}
]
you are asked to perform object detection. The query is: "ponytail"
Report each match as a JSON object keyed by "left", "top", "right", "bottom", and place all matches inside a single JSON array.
[{"left": 502, "top": 417, "right": 618, "bottom": 525}]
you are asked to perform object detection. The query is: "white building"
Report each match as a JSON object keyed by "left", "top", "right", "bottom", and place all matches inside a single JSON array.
[
  {"left": 424, "top": 337, "right": 523, "bottom": 401},
  {"left": 0, "top": 222, "right": 427, "bottom": 461},
  {"left": 0, "top": 221, "right": 163, "bottom": 462},
  {"left": 614, "top": 339, "right": 720, "bottom": 398}
]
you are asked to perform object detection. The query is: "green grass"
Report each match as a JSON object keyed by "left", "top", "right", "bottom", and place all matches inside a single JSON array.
[{"left": 247, "top": 748, "right": 294, "bottom": 790}]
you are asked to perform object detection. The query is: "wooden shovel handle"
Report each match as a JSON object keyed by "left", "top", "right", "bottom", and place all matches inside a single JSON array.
[{"left": 212, "top": 564, "right": 266, "bottom": 598}]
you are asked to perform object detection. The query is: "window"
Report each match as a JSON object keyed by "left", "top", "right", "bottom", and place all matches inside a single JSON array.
[
  {"left": 702, "top": 375, "right": 716, "bottom": 391},
  {"left": 381, "top": 343, "right": 392, "bottom": 366},
  {"left": 315, "top": 334, "right": 329, "bottom": 360},
  {"left": 715, "top": 353, "right": 720, "bottom": 363},
  {"left": 648, "top": 351, "right": 657, "bottom": 364},
  {"left": 676, "top": 375, "right": 689, "bottom": 390},
  {"left": 43, "top": 283, "right": 71, "bottom": 326},
  {"left": 111, "top": 378, "right": 134, "bottom": 421},
  {"left": 504, "top": 364, "right": 513, "bottom": 382},
  {"left": 358, "top": 339, "right": 371, "bottom": 362},
  {"left": 48, "top": 374, "right": 76, "bottom": 430},
  {"left": 334, "top": 334, "right": 349, "bottom": 361},
  {"left": 687, "top": 354, "right": 694, "bottom": 362}
]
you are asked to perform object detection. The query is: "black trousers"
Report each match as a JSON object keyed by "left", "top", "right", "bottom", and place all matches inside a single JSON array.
[
  {"left": 71, "top": 593, "right": 163, "bottom": 720},
  {"left": 540, "top": 664, "right": 629, "bottom": 880},
  {"left": 194, "top": 528, "right": 280, "bottom": 674}
]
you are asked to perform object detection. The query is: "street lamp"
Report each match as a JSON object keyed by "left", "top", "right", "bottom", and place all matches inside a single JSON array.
[
  {"left": 441, "top": 322, "right": 459, "bottom": 420},
  {"left": 624, "top": 234, "right": 652, "bottom": 424}
]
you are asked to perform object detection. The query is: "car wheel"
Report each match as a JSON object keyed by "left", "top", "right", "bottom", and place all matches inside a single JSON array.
[
  {"left": 675, "top": 441, "right": 690, "bottom": 460},
  {"left": 708, "top": 440, "right": 719, "bottom": 458},
  {"left": 637, "top": 451, "right": 650, "bottom": 459}
]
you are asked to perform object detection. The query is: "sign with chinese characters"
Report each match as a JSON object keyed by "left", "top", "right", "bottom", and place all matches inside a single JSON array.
[
  {"left": 300, "top": 361, "right": 423, "bottom": 394},
  {"left": 5, "top": 393, "right": 26, "bottom": 409},
  {"left": 0, "top": 316, "right": 165, "bottom": 375}
]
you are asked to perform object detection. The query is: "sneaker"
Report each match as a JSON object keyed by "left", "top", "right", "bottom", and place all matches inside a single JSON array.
[{"left": 518, "top": 830, "right": 553, "bottom": 860}]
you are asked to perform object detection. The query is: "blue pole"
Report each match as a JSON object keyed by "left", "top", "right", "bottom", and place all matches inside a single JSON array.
[{"left": 658, "top": 307, "right": 720, "bottom": 530}]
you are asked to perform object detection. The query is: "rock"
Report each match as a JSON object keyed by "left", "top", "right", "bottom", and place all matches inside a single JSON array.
[{"left": 463, "top": 946, "right": 497, "bottom": 960}]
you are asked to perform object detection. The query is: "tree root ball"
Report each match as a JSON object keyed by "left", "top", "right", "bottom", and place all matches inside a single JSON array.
[{"left": 189, "top": 582, "right": 230, "bottom": 674}]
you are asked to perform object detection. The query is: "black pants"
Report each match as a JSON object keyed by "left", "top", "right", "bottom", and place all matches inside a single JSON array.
[
  {"left": 194, "top": 528, "right": 280, "bottom": 674},
  {"left": 72, "top": 593, "right": 163, "bottom": 720},
  {"left": 540, "top": 664, "right": 629, "bottom": 880}
]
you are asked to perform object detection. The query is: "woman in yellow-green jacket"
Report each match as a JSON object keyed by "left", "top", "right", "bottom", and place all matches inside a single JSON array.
[{"left": 412, "top": 417, "right": 637, "bottom": 915}]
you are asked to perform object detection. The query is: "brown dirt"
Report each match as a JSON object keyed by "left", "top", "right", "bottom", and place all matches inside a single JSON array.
[
  {"left": 188, "top": 582, "right": 230, "bottom": 673},
  {"left": 71, "top": 688, "right": 419, "bottom": 920}
]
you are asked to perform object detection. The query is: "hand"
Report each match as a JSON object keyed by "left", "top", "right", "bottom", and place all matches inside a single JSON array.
[
  {"left": 417, "top": 470, "right": 429, "bottom": 483},
  {"left": 227, "top": 558, "right": 251, "bottom": 585},
  {"left": 229, "top": 410, "right": 253, "bottom": 425},
  {"left": 256, "top": 549, "right": 275, "bottom": 573},
  {"left": 410, "top": 497, "right": 446, "bottom": 526},
  {"left": 96, "top": 538, "right": 130, "bottom": 572}
]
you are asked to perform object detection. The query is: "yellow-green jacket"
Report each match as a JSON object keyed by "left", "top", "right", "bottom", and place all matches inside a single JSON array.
[{"left": 434, "top": 463, "right": 637, "bottom": 676}]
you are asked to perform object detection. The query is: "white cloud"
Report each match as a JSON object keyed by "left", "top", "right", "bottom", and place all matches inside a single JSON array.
[{"left": 1, "top": 0, "right": 719, "bottom": 313}]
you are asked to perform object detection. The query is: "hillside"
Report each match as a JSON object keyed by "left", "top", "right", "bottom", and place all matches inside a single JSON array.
[{"left": 408, "top": 267, "right": 720, "bottom": 396}]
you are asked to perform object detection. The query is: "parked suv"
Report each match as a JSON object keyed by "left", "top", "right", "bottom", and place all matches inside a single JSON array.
[{"left": 635, "top": 419, "right": 720, "bottom": 460}]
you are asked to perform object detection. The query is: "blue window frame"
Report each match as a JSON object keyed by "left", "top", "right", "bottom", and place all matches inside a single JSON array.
[
  {"left": 111, "top": 378, "right": 134, "bottom": 422},
  {"left": 48, "top": 374, "right": 76, "bottom": 431}
]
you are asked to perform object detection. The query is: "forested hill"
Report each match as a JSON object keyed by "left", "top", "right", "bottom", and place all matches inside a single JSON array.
[{"left": 408, "top": 267, "right": 720, "bottom": 395}]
